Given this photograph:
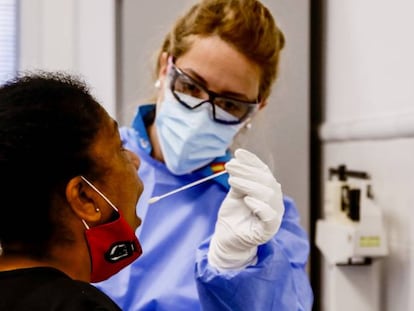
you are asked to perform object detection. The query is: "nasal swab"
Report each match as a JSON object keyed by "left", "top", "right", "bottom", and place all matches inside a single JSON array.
[{"left": 148, "top": 170, "right": 227, "bottom": 204}]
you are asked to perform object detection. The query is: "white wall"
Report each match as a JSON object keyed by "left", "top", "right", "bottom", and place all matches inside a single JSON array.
[
  {"left": 19, "top": 0, "right": 118, "bottom": 118},
  {"left": 120, "top": 0, "right": 311, "bottom": 234},
  {"left": 320, "top": 0, "right": 414, "bottom": 310}
]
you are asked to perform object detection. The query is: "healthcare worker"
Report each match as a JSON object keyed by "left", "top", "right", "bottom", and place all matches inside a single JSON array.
[{"left": 96, "top": 0, "right": 313, "bottom": 310}]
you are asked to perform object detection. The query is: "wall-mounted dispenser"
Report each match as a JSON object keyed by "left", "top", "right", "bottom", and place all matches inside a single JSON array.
[
  {"left": 316, "top": 165, "right": 388, "bottom": 265},
  {"left": 315, "top": 165, "right": 388, "bottom": 311}
]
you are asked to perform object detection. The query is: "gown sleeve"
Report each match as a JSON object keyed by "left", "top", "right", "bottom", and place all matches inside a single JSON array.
[{"left": 195, "top": 197, "right": 313, "bottom": 311}]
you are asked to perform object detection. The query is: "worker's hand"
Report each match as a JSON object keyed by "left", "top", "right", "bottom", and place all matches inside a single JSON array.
[{"left": 208, "top": 148, "right": 285, "bottom": 270}]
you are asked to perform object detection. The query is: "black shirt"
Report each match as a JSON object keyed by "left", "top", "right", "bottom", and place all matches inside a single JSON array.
[{"left": 0, "top": 267, "right": 121, "bottom": 311}]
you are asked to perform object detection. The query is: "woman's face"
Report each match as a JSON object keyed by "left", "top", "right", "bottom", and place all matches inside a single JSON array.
[
  {"left": 158, "top": 35, "right": 262, "bottom": 109},
  {"left": 89, "top": 113, "right": 143, "bottom": 230}
]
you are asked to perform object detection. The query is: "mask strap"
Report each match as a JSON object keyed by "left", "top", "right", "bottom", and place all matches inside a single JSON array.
[
  {"left": 80, "top": 176, "right": 119, "bottom": 230},
  {"left": 167, "top": 55, "right": 175, "bottom": 71},
  {"left": 81, "top": 219, "right": 90, "bottom": 230},
  {"left": 80, "top": 176, "right": 119, "bottom": 212}
]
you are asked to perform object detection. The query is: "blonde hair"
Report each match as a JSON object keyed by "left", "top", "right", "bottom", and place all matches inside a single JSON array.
[{"left": 156, "top": 0, "right": 285, "bottom": 100}]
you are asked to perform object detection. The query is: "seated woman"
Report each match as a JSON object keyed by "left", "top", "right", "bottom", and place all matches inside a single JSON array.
[{"left": 0, "top": 72, "right": 144, "bottom": 310}]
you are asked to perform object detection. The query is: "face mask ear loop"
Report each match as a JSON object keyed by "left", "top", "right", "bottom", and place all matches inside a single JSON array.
[
  {"left": 167, "top": 55, "right": 175, "bottom": 70},
  {"left": 81, "top": 219, "right": 90, "bottom": 230},
  {"left": 80, "top": 176, "right": 119, "bottom": 213}
]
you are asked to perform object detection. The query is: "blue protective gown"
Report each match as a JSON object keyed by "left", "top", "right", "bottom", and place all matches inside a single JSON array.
[{"left": 95, "top": 105, "right": 313, "bottom": 311}]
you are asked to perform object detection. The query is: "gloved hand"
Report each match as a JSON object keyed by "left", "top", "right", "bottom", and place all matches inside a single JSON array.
[{"left": 208, "top": 148, "right": 285, "bottom": 270}]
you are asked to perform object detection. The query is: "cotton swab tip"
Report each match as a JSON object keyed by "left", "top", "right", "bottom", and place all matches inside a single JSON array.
[{"left": 148, "top": 196, "right": 160, "bottom": 204}]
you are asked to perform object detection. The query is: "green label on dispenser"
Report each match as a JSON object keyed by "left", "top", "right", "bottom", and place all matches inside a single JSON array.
[{"left": 359, "top": 236, "right": 381, "bottom": 247}]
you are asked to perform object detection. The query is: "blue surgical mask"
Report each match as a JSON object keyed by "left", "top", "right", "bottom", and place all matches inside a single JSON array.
[{"left": 155, "top": 86, "right": 243, "bottom": 175}]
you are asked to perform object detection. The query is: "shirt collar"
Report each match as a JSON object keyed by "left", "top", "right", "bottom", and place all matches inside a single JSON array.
[{"left": 131, "top": 104, "right": 154, "bottom": 155}]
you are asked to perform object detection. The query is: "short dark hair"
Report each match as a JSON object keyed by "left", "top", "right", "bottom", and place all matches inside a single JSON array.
[{"left": 0, "top": 72, "right": 105, "bottom": 257}]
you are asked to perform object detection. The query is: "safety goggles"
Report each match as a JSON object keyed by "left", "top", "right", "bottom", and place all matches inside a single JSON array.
[{"left": 168, "top": 63, "right": 260, "bottom": 124}]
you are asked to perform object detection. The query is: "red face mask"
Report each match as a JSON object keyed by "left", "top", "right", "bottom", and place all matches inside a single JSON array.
[{"left": 81, "top": 176, "right": 142, "bottom": 283}]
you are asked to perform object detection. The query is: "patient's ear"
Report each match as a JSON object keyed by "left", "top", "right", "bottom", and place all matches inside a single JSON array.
[{"left": 65, "top": 176, "right": 102, "bottom": 223}]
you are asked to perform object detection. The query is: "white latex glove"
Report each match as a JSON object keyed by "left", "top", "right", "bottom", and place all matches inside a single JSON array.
[{"left": 208, "top": 148, "right": 285, "bottom": 270}]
